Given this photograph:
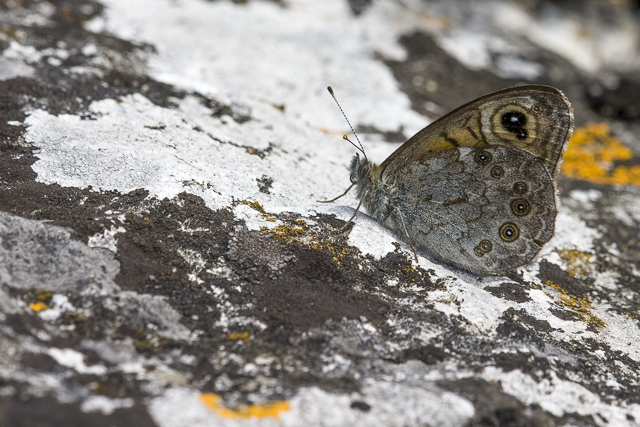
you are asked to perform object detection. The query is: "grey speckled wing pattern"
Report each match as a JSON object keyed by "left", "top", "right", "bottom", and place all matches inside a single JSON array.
[
  {"left": 389, "top": 146, "right": 557, "bottom": 275},
  {"left": 339, "top": 84, "right": 573, "bottom": 275}
]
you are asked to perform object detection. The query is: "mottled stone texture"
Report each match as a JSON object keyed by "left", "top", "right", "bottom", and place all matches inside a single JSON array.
[{"left": 1, "top": 1, "right": 640, "bottom": 426}]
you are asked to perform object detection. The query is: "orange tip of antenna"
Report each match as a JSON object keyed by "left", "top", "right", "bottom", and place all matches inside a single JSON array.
[
  {"left": 327, "top": 86, "right": 334, "bottom": 95},
  {"left": 342, "top": 135, "right": 349, "bottom": 140}
]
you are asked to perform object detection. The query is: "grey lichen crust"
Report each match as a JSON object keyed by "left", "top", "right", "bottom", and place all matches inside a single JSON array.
[{"left": 0, "top": 0, "right": 640, "bottom": 426}]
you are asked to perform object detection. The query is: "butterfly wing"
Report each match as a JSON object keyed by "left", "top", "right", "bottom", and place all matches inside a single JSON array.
[
  {"left": 391, "top": 145, "right": 556, "bottom": 275},
  {"left": 380, "top": 85, "right": 573, "bottom": 180}
]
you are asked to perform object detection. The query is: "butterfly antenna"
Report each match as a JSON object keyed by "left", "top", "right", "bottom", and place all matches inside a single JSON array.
[{"left": 327, "top": 86, "right": 366, "bottom": 157}]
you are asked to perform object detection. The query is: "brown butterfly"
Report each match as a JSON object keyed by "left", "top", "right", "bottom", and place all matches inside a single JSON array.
[{"left": 323, "top": 85, "right": 574, "bottom": 275}]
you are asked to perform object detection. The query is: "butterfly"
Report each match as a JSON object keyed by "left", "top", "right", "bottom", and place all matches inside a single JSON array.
[{"left": 323, "top": 85, "right": 574, "bottom": 275}]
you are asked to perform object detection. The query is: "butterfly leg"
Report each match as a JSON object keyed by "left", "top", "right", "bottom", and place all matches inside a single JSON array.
[
  {"left": 331, "top": 189, "right": 368, "bottom": 234},
  {"left": 394, "top": 207, "right": 419, "bottom": 263},
  {"left": 317, "top": 183, "right": 355, "bottom": 203}
]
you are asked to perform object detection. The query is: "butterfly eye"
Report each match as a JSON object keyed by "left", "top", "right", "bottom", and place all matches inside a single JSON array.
[
  {"left": 499, "top": 222, "right": 520, "bottom": 242},
  {"left": 511, "top": 199, "right": 531, "bottom": 216},
  {"left": 358, "top": 163, "right": 370, "bottom": 178},
  {"left": 474, "top": 150, "right": 492, "bottom": 165}
]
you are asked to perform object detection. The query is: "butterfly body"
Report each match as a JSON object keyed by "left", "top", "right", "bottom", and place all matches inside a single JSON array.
[{"left": 344, "top": 85, "right": 573, "bottom": 276}]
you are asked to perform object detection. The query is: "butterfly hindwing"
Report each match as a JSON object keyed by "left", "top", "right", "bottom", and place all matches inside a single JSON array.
[{"left": 389, "top": 145, "right": 557, "bottom": 275}]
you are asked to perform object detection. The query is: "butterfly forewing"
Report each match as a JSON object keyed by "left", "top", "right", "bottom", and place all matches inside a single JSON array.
[{"left": 379, "top": 85, "right": 573, "bottom": 180}]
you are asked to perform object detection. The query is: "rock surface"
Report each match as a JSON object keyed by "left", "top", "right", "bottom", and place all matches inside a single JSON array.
[{"left": 1, "top": 0, "right": 640, "bottom": 426}]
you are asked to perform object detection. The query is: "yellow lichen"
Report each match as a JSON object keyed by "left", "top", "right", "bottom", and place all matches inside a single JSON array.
[
  {"left": 542, "top": 280, "right": 605, "bottom": 329},
  {"left": 246, "top": 201, "right": 351, "bottom": 264},
  {"left": 262, "top": 220, "right": 351, "bottom": 264},
  {"left": 200, "top": 393, "right": 290, "bottom": 419},
  {"left": 242, "top": 201, "right": 276, "bottom": 222},
  {"left": 133, "top": 334, "right": 169, "bottom": 351},
  {"left": 303, "top": 230, "right": 351, "bottom": 264},
  {"left": 626, "top": 311, "right": 640, "bottom": 324},
  {"left": 554, "top": 248, "right": 594, "bottom": 278},
  {"left": 36, "top": 290, "right": 52, "bottom": 301},
  {"left": 263, "top": 223, "right": 306, "bottom": 244},
  {"left": 561, "top": 122, "right": 640, "bottom": 185},
  {"left": 222, "top": 332, "right": 251, "bottom": 344},
  {"left": 28, "top": 290, "right": 53, "bottom": 312},
  {"left": 29, "top": 302, "right": 49, "bottom": 312}
]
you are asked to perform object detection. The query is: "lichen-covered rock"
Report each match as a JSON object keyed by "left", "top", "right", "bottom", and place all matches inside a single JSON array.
[{"left": 1, "top": 0, "right": 640, "bottom": 426}]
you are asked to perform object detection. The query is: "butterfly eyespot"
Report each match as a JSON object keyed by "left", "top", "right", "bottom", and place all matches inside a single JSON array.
[
  {"left": 474, "top": 239, "right": 492, "bottom": 257},
  {"left": 490, "top": 165, "right": 504, "bottom": 179},
  {"left": 513, "top": 182, "right": 528, "bottom": 194},
  {"left": 474, "top": 150, "right": 492, "bottom": 165},
  {"left": 511, "top": 199, "right": 531, "bottom": 216},
  {"left": 501, "top": 111, "right": 528, "bottom": 141},
  {"left": 532, "top": 105, "right": 540, "bottom": 112},
  {"left": 499, "top": 222, "right": 520, "bottom": 242}
]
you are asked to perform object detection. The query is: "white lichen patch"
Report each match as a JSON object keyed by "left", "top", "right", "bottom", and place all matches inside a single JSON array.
[
  {"left": 81, "top": 396, "right": 135, "bottom": 415},
  {"left": 87, "top": 225, "right": 126, "bottom": 253},
  {"left": 87, "top": 0, "right": 427, "bottom": 135},
  {"left": 38, "top": 294, "right": 76, "bottom": 322},
  {"left": 47, "top": 348, "right": 108, "bottom": 376},
  {"left": 148, "top": 380, "right": 475, "bottom": 427},
  {"left": 481, "top": 367, "right": 640, "bottom": 425}
]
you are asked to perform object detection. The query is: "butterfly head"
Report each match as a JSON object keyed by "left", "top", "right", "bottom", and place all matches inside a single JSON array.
[{"left": 349, "top": 153, "right": 371, "bottom": 184}]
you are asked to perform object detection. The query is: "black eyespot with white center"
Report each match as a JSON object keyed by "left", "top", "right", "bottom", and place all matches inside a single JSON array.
[
  {"left": 500, "top": 222, "right": 520, "bottom": 242},
  {"left": 490, "top": 165, "right": 504, "bottom": 179},
  {"left": 474, "top": 239, "right": 493, "bottom": 257},
  {"left": 513, "top": 182, "right": 528, "bottom": 194},
  {"left": 501, "top": 111, "right": 528, "bottom": 140},
  {"left": 480, "top": 240, "right": 492, "bottom": 252},
  {"left": 511, "top": 199, "right": 531, "bottom": 216},
  {"left": 474, "top": 150, "right": 492, "bottom": 165}
]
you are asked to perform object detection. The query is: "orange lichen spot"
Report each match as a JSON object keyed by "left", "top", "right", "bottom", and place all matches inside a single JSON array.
[
  {"left": 36, "top": 290, "right": 52, "bottom": 302},
  {"left": 28, "top": 289, "right": 53, "bottom": 312},
  {"left": 243, "top": 200, "right": 266, "bottom": 213},
  {"left": 555, "top": 248, "right": 593, "bottom": 278},
  {"left": 200, "top": 393, "right": 290, "bottom": 419},
  {"left": 249, "top": 202, "right": 351, "bottom": 264},
  {"left": 543, "top": 280, "right": 605, "bottom": 329},
  {"left": 260, "top": 220, "right": 351, "bottom": 264},
  {"left": 304, "top": 233, "right": 350, "bottom": 265},
  {"left": 626, "top": 311, "right": 640, "bottom": 324},
  {"left": 29, "top": 302, "right": 49, "bottom": 312},
  {"left": 562, "top": 122, "right": 640, "bottom": 185},
  {"left": 262, "top": 223, "right": 306, "bottom": 244},
  {"left": 222, "top": 332, "right": 251, "bottom": 344},
  {"left": 242, "top": 200, "right": 276, "bottom": 222}
]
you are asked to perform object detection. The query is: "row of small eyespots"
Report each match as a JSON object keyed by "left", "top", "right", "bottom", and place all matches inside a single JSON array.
[{"left": 472, "top": 150, "right": 531, "bottom": 256}]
